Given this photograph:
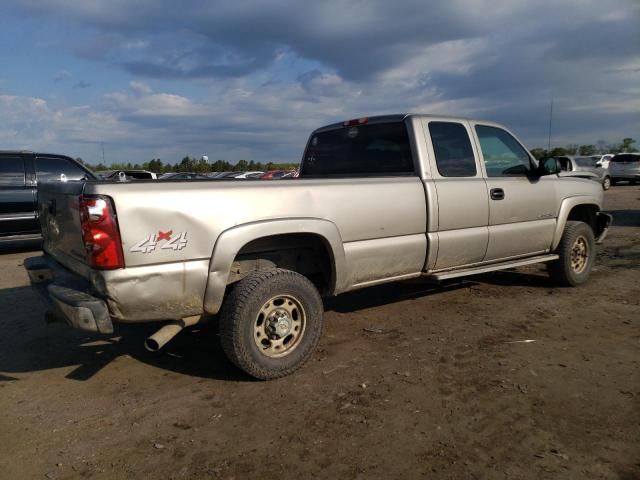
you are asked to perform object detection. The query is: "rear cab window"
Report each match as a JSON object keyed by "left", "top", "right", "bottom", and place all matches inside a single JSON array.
[
  {"left": 35, "top": 156, "right": 93, "bottom": 183},
  {"left": 428, "top": 122, "right": 477, "bottom": 177},
  {"left": 0, "top": 156, "right": 26, "bottom": 186},
  {"left": 300, "top": 122, "right": 415, "bottom": 177}
]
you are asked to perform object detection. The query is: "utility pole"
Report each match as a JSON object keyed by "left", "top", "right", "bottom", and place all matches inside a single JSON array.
[
  {"left": 101, "top": 142, "right": 105, "bottom": 164},
  {"left": 547, "top": 98, "right": 554, "bottom": 151}
]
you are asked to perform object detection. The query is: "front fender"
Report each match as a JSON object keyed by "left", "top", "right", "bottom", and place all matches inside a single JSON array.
[
  {"left": 202, "top": 218, "right": 346, "bottom": 315},
  {"left": 551, "top": 196, "right": 601, "bottom": 250}
]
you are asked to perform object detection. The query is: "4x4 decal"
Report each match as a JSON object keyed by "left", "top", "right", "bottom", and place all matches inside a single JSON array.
[{"left": 130, "top": 231, "right": 188, "bottom": 254}]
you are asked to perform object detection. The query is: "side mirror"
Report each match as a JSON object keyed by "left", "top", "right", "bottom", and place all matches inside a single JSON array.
[{"left": 539, "top": 157, "right": 560, "bottom": 175}]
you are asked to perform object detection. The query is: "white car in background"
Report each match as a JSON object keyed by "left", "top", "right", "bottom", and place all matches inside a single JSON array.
[
  {"left": 592, "top": 154, "right": 614, "bottom": 169},
  {"left": 232, "top": 171, "right": 264, "bottom": 179}
]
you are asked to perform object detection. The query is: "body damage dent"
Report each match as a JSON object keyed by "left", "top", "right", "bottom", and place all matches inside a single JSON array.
[{"left": 91, "top": 260, "right": 209, "bottom": 321}]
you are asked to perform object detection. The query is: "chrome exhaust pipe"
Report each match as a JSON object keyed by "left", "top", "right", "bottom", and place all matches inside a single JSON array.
[{"left": 144, "top": 315, "right": 201, "bottom": 352}]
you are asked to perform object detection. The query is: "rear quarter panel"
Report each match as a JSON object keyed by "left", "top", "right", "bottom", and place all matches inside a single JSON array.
[{"left": 87, "top": 178, "right": 427, "bottom": 290}]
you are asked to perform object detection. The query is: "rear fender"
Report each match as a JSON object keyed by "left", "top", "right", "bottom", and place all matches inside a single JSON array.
[{"left": 203, "top": 218, "right": 346, "bottom": 315}]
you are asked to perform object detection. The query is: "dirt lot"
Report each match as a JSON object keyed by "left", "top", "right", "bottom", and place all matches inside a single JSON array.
[{"left": 0, "top": 186, "right": 638, "bottom": 480}]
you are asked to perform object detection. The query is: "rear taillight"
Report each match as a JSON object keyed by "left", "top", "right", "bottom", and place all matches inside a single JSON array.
[{"left": 79, "top": 195, "right": 124, "bottom": 269}]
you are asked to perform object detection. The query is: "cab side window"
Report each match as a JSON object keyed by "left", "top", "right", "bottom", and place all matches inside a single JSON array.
[
  {"left": 475, "top": 125, "right": 532, "bottom": 177},
  {"left": 35, "top": 156, "right": 89, "bottom": 182},
  {"left": 429, "top": 122, "right": 477, "bottom": 177},
  {"left": 0, "top": 156, "right": 26, "bottom": 186}
]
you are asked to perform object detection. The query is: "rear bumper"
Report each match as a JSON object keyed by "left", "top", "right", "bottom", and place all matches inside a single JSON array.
[{"left": 24, "top": 255, "right": 113, "bottom": 334}]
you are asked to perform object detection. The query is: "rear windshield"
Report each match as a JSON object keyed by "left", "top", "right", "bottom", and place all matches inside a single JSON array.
[
  {"left": 611, "top": 154, "right": 640, "bottom": 163},
  {"left": 301, "top": 122, "right": 414, "bottom": 177}
]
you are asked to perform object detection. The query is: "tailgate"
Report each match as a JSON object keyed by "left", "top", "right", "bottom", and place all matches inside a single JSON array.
[{"left": 38, "top": 181, "right": 90, "bottom": 276}]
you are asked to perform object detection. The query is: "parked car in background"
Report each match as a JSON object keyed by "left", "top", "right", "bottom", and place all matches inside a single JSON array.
[
  {"left": 260, "top": 170, "right": 295, "bottom": 179},
  {"left": 608, "top": 153, "right": 640, "bottom": 185},
  {"left": 232, "top": 171, "right": 264, "bottom": 179},
  {"left": 0, "top": 150, "right": 96, "bottom": 241},
  {"left": 592, "top": 154, "right": 614, "bottom": 169},
  {"left": 208, "top": 171, "right": 233, "bottom": 178},
  {"left": 553, "top": 156, "right": 611, "bottom": 190},
  {"left": 101, "top": 170, "right": 157, "bottom": 181},
  {"left": 158, "top": 172, "right": 210, "bottom": 180}
]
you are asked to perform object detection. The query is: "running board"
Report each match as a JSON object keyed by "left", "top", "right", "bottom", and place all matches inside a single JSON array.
[{"left": 428, "top": 254, "right": 559, "bottom": 281}]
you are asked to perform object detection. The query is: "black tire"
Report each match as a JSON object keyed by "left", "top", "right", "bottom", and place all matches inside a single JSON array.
[
  {"left": 602, "top": 176, "right": 611, "bottom": 190},
  {"left": 219, "top": 268, "right": 324, "bottom": 380},
  {"left": 547, "top": 221, "right": 595, "bottom": 287}
]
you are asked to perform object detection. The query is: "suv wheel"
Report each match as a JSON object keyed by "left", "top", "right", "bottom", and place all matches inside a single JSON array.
[
  {"left": 219, "top": 269, "right": 324, "bottom": 380},
  {"left": 547, "top": 221, "right": 595, "bottom": 287},
  {"left": 602, "top": 176, "right": 611, "bottom": 190}
]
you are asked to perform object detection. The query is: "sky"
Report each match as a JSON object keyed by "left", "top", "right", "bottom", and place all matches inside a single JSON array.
[{"left": 0, "top": 0, "right": 638, "bottom": 165}]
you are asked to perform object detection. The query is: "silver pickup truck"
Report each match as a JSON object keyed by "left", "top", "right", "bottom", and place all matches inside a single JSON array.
[{"left": 25, "top": 114, "right": 611, "bottom": 379}]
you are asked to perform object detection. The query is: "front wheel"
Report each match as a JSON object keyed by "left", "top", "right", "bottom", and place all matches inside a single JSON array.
[
  {"left": 219, "top": 268, "right": 324, "bottom": 380},
  {"left": 602, "top": 176, "right": 611, "bottom": 190},
  {"left": 547, "top": 221, "right": 596, "bottom": 287}
]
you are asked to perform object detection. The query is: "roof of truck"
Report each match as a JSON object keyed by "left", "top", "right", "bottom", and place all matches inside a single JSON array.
[
  {"left": 0, "top": 150, "right": 73, "bottom": 157},
  {"left": 313, "top": 113, "right": 495, "bottom": 133}
]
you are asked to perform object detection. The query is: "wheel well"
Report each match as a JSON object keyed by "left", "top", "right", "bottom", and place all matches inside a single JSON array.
[
  {"left": 228, "top": 233, "right": 334, "bottom": 294},
  {"left": 567, "top": 204, "right": 598, "bottom": 232}
]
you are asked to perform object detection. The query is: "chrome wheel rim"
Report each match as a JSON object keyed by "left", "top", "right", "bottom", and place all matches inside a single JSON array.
[
  {"left": 570, "top": 236, "right": 589, "bottom": 274},
  {"left": 603, "top": 178, "right": 610, "bottom": 189},
  {"left": 254, "top": 295, "right": 306, "bottom": 358}
]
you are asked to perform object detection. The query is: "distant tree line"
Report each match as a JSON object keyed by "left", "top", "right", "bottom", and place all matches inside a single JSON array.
[
  {"left": 76, "top": 137, "right": 637, "bottom": 170},
  {"left": 529, "top": 137, "right": 637, "bottom": 160},
  {"left": 78, "top": 157, "right": 299, "bottom": 173}
]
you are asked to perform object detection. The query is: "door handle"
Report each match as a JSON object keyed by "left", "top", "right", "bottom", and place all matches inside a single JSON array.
[{"left": 490, "top": 188, "right": 505, "bottom": 200}]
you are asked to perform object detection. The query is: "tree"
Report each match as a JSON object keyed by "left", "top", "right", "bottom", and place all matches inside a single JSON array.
[
  {"left": 549, "top": 147, "right": 568, "bottom": 157},
  {"left": 578, "top": 145, "right": 596, "bottom": 156},
  {"left": 236, "top": 159, "right": 249, "bottom": 171},
  {"left": 529, "top": 148, "right": 548, "bottom": 160},
  {"left": 620, "top": 138, "right": 637, "bottom": 153}
]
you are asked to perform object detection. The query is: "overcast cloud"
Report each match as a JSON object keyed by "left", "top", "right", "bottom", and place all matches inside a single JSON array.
[{"left": 1, "top": 0, "right": 638, "bottom": 164}]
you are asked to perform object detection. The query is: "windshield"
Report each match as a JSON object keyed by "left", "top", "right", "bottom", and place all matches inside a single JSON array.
[{"left": 301, "top": 122, "right": 414, "bottom": 177}]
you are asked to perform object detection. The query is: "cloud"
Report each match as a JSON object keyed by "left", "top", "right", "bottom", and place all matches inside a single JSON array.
[
  {"left": 129, "top": 80, "right": 152, "bottom": 95},
  {"left": 73, "top": 80, "right": 91, "bottom": 89},
  {"left": 53, "top": 70, "right": 71, "bottom": 83},
  {"left": 2, "top": 0, "right": 639, "bottom": 161}
]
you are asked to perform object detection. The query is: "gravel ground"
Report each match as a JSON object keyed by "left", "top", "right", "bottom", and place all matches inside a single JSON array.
[{"left": 0, "top": 185, "right": 638, "bottom": 479}]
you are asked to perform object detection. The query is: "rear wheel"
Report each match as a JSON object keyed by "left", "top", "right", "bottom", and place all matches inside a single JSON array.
[
  {"left": 602, "top": 176, "right": 611, "bottom": 190},
  {"left": 219, "top": 268, "right": 324, "bottom": 380},
  {"left": 548, "top": 221, "right": 595, "bottom": 287}
]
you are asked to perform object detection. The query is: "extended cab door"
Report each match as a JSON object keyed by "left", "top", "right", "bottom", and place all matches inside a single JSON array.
[
  {"left": 472, "top": 124, "right": 557, "bottom": 261},
  {"left": 422, "top": 119, "right": 489, "bottom": 270},
  {"left": 0, "top": 153, "right": 38, "bottom": 236}
]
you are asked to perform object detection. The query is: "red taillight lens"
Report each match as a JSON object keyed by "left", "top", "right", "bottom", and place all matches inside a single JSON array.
[{"left": 79, "top": 195, "right": 124, "bottom": 269}]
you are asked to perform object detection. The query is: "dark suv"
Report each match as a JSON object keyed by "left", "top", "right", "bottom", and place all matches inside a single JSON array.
[{"left": 0, "top": 151, "right": 96, "bottom": 241}]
